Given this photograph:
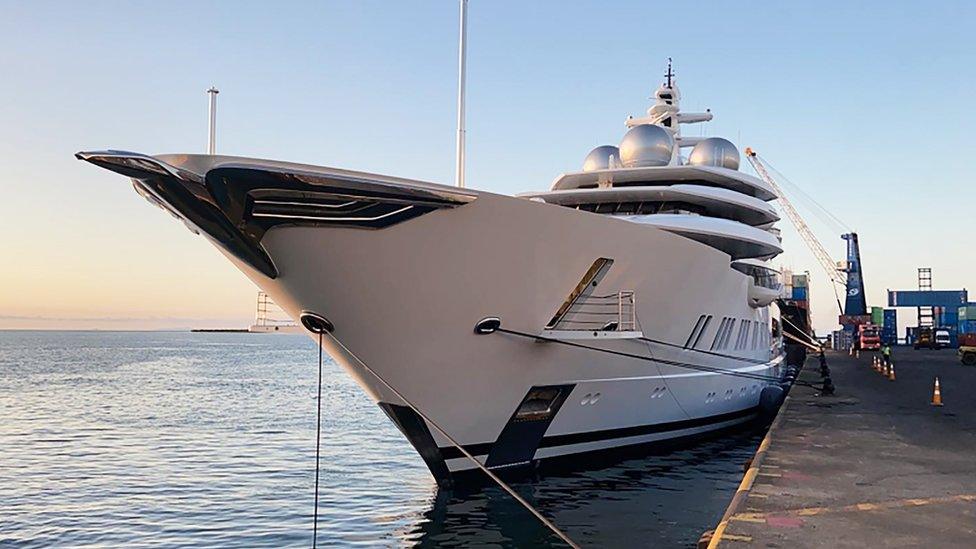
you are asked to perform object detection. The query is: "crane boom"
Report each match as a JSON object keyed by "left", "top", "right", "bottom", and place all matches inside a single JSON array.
[{"left": 745, "top": 148, "right": 847, "bottom": 313}]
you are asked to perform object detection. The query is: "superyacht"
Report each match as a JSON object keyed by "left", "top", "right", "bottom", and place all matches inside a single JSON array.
[{"left": 78, "top": 62, "right": 785, "bottom": 487}]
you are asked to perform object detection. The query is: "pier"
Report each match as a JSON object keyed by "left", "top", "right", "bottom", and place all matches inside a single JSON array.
[{"left": 706, "top": 349, "right": 976, "bottom": 547}]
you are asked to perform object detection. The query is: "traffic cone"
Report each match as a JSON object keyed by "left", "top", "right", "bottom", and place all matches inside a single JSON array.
[
  {"left": 888, "top": 362, "right": 896, "bottom": 381},
  {"left": 872, "top": 356, "right": 878, "bottom": 370},
  {"left": 931, "top": 377, "right": 943, "bottom": 407},
  {"left": 856, "top": 348, "right": 860, "bottom": 359}
]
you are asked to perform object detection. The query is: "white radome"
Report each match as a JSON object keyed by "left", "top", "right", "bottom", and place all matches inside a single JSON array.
[
  {"left": 582, "top": 145, "right": 620, "bottom": 172},
  {"left": 619, "top": 124, "right": 674, "bottom": 168},
  {"left": 688, "top": 137, "right": 740, "bottom": 170}
]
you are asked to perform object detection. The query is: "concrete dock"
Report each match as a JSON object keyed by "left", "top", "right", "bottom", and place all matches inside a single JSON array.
[{"left": 706, "top": 348, "right": 976, "bottom": 548}]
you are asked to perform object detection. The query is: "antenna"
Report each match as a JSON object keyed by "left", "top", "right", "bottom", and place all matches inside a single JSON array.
[
  {"left": 207, "top": 86, "right": 219, "bottom": 155},
  {"left": 454, "top": 0, "right": 468, "bottom": 188},
  {"left": 664, "top": 57, "right": 674, "bottom": 88}
]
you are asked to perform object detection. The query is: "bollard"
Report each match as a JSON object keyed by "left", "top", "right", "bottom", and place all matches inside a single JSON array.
[
  {"left": 821, "top": 375, "right": 836, "bottom": 396},
  {"left": 888, "top": 362, "right": 896, "bottom": 381},
  {"left": 931, "top": 377, "right": 943, "bottom": 406}
]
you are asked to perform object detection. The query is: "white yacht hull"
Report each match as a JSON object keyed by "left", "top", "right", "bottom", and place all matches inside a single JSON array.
[
  {"left": 229, "top": 185, "right": 781, "bottom": 482},
  {"left": 78, "top": 152, "right": 784, "bottom": 487}
]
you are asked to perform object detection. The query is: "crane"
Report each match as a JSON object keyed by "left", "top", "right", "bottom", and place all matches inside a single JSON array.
[{"left": 744, "top": 148, "right": 848, "bottom": 315}]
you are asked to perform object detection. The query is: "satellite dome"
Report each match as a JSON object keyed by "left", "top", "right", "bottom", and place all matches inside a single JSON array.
[
  {"left": 619, "top": 125, "right": 674, "bottom": 168},
  {"left": 688, "top": 137, "right": 740, "bottom": 170},
  {"left": 582, "top": 145, "right": 620, "bottom": 172}
]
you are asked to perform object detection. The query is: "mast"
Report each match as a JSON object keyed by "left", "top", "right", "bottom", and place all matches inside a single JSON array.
[
  {"left": 207, "top": 86, "right": 219, "bottom": 155},
  {"left": 454, "top": 0, "right": 468, "bottom": 188}
]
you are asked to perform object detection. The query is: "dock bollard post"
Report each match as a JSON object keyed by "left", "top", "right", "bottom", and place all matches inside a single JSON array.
[{"left": 821, "top": 375, "right": 835, "bottom": 396}]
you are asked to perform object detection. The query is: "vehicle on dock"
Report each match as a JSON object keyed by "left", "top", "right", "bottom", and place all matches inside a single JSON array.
[
  {"left": 935, "top": 329, "right": 951, "bottom": 349},
  {"left": 914, "top": 327, "right": 937, "bottom": 350},
  {"left": 858, "top": 323, "right": 881, "bottom": 351},
  {"left": 959, "top": 334, "right": 976, "bottom": 365}
]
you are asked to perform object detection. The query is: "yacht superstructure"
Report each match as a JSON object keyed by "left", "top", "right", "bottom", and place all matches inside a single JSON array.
[{"left": 78, "top": 62, "right": 785, "bottom": 487}]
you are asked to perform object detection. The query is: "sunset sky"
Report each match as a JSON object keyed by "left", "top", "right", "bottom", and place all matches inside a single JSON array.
[{"left": 1, "top": 1, "right": 974, "bottom": 332}]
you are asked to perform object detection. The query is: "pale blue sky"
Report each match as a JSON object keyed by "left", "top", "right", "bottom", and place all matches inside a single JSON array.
[{"left": 1, "top": 1, "right": 974, "bottom": 332}]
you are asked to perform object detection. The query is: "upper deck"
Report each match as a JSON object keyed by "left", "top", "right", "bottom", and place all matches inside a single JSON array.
[{"left": 548, "top": 164, "right": 777, "bottom": 202}]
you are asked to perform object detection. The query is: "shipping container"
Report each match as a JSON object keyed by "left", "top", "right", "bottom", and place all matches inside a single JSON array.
[
  {"left": 960, "top": 320, "right": 976, "bottom": 334},
  {"left": 792, "top": 274, "right": 808, "bottom": 288},
  {"left": 887, "top": 290, "right": 968, "bottom": 308},
  {"left": 792, "top": 287, "right": 808, "bottom": 300},
  {"left": 940, "top": 311, "right": 959, "bottom": 328},
  {"left": 884, "top": 308, "right": 897, "bottom": 325},
  {"left": 871, "top": 307, "right": 884, "bottom": 326},
  {"left": 959, "top": 304, "right": 976, "bottom": 320}
]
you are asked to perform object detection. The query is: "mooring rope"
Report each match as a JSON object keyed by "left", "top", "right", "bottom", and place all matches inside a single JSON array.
[
  {"left": 496, "top": 327, "right": 789, "bottom": 385},
  {"left": 312, "top": 330, "right": 323, "bottom": 549},
  {"left": 317, "top": 331, "right": 580, "bottom": 548},
  {"left": 636, "top": 335, "right": 770, "bottom": 365},
  {"left": 498, "top": 326, "right": 827, "bottom": 392}
]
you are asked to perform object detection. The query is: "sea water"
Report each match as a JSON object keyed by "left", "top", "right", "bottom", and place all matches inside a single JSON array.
[{"left": 0, "top": 331, "right": 762, "bottom": 547}]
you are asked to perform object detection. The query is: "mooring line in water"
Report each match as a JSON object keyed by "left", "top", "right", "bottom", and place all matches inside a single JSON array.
[
  {"left": 315, "top": 332, "right": 580, "bottom": 548},
  {"left": 312, "top": 330, "right": 323, "bottom": 549}
]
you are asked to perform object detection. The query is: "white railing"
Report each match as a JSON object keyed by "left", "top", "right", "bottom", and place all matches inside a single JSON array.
[{"left": 548, "top": 291, "right": 637, "bottom": 334}]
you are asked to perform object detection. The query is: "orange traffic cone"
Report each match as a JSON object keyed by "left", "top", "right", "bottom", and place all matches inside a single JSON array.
[
  {"left": 888, "top": 362, "right": 896, "bottom": 381},
  {"left": 872, "top": 356, "right": 878, "bottom": 370},
  {"left": 931, "top": 377, "right": 943, "bottom": 406}
]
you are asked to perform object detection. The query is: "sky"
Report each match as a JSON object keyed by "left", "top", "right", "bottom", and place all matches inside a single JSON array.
[{"left": 1, "top": 1, "right": 974, "bottom": 333}]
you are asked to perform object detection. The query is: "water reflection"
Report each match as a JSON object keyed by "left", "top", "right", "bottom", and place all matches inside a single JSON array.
[
  {"left": 408, "top": 427, "right": 765, "bottom": 547},
  {"left": 1, "top": 331, "right": 764, "bottom": 548}
]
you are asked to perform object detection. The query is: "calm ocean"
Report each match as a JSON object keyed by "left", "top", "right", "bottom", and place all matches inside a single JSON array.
[{"left": 0, "top": 331, "right": 762, "bottom": 547}]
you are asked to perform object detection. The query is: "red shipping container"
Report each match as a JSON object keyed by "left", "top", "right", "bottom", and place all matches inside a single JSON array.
[{"left": 960, "top": 333, "right": 976, "bottom": 347}]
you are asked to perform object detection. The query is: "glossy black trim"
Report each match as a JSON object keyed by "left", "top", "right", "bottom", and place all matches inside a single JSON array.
[
  {"left": 378, "top": 402, "right": 453, "bottom": 489},
  {"left": 447, "top": 416, "right": 767, "bottom": 488},
  {"left": 76, "top": 151, "right": 475, "bottom": 280},
  {"left": 485, "top": 384, "right": 574, "bottom": 468},
  {"left": 440, "top": 406, "right": 759, "bottom": 460}
]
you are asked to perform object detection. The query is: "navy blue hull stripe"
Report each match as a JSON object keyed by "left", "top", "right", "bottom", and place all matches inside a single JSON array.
[{"left": 439, "top": 406, "right": 758, "bottom": 461}]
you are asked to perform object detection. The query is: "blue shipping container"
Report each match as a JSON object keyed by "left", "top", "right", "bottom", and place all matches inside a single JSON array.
[
  {"left": 888, "top": 290, "right": 968, "bottom": 308},
  {"left": 884, "top": 309, "right": 897, "bottom": 325},
  {"left": 941, "top": 312, "right": 959, "bottom": 327},
  {"left": 792, "top": 287, "right": 808, "bottom": 300}
]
